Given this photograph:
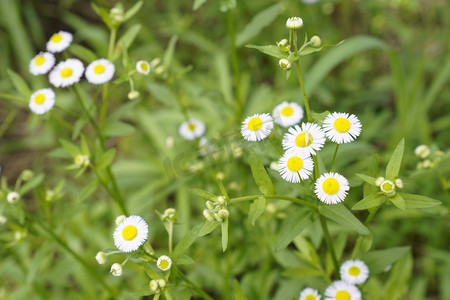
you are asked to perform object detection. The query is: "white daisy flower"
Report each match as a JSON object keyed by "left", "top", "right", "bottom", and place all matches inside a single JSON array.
[
  {"left": 156, "top": 255, "right": 172, "bottom": 271},
  {"left": 46, "top": 31, "right": 73, "bottom": 53},
  {"left": 49, "top": 58, "right": 84, "bottom": 88},
  {"left": 314, "top": 172, "right": 350, "bottom": 204},
  {"left": 179, "top": 118, "right": 206, "bottom": 140},
  {"left": 241, "top": 113, "right": 273, "bottom": 142},
  {"left": 278, "top": 150, "right": 314, "bottom": 183},
  {"left": 272, "top": 101, "right": 304, "bottom": 127},
  {"left": 323, "top": 112, "right": 362, "bottom": 144},
  {"left": 136, "top": 60, "right": 151, "bottom": 75},
  {"left": 110, "top": 263, "right": 123, "bottom": 276},
  {"left": 85, "top": 58, "right": 115, "bottom": 84},
  {"left": 282, "top": 123, "right": 326, "bottom": 155},
  {"left": 340, "top": 260, "right": 369, "bottom": 285},
  {"left": 7, "top": 192, "right": 20, "bottom": 204},
  {"left": 324, "top": 280, "right": 361, "bottom": 300},
  {"left": 29, "top": 88, "right": 55, "bottom": 115},
  {"left": 29, "top": 52, "right": 55, "bottom": 75},
  {"left": 286, "top": 17, "right": 303, "bottom": 29},
  {"left": 113, "top": 215, "right": 148, "bottom": 252},
  {"left": 299, "top": 287, "right": 321, "bottom": 300}
]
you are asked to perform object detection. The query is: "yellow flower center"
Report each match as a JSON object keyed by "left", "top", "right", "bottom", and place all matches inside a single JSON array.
[
  {"left": 305, "top": 295, "right": 316, "bottom": 300},
  {"left": 287, "top": 156, "right": 303, "bottom": 172},
  {"left": 50, "top": 33, "right": 63, "bottom": 43},
  {"left": 333, "top": 118, "right": 351, "bottom": 133},
  {"left": 34, "top": 93, "right": 46, "bottom": 105},
  {"left": 336, "top": 290, "right": 350, "bottom": 300},
  {"left": 122, "top": 225, "right": 138, "bottom": 241},
  {"left": 247, "top": 117, "right": 263, "bottom": 131},
  {"left": 382, "top": 182, "right": 394, "bottom": 192},
  {"left": 61, "top": 68, "right": 73, "bottom": 78},
  {"left": 158, "top": 259, "right": 169, "bottom": 269},
  {"left": 281, "top": 106, "right": 294, "bottom": 116},
  {"left": 188, "top": 123, "right": 196, "bottom": 131},
  {"left": 322, "top": 178, "right": 340, "bottom": 195},
  {"left": 94, "top": 64, "right": 105, "bottom": 74},
  {"left": 35, "top": 55, "right": 45, "bottom": 66},
  {"left": 349, "top": 266, "right": 360, "bottom": 276},
  {"left": 141, "top": 62, "right": 148, "bottom": 71},
  {"left": 295, "top": 132, "right": 313, "bottom": 147}
]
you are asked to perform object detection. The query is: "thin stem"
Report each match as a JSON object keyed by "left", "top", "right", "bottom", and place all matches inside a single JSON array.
[
  {"left": 226, "top": 9, "right": 242, "bottom": 118},
  {"left": 99, "top": 27, "right": 117, "bottom": 126},
  {"left": 320, "top": 215, "right": 340, "bottom": 278},
  {"left": 176, "top": 267, "right": 214, "bottom": 300},
  {"left": 364, "top": 206, "right": 380, "bottom": 226},
  {"left": 328, "top": 144, "right": 340, "bottom": 172},
  {"left": 230, "top": 194, "right": 318, "bottom": 211},
  {"left": 168, "top": 221, "right": 173, "bottom": 255},
  {"left": 295, "top": 61, "right": 312, "bottom": 123},
  {"left": 268, "top": 137, "right": 283, "bottom": 155}
]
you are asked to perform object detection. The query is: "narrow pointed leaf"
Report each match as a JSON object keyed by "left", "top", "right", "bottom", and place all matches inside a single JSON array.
[
  {"left": 319, "top": 203, "right": 370, "bottom": 235},
  {"left": 352, "top": 193, "right": 385, "bottom": 210},
  {"left": 389, "top": 193, "right": 406, "bottom": 210},
  {"left": 362, "top": 246, "right": 410, "bottom": 275},
  {"left": 249, "top": 149, "right": 276, "bottom": 195},
  {"left": 123, "top": 1, "right": 143, "bottom": 22},
  {"left": 221, "top": 218, "right": 229, "bottom": 252},
  {"left": 356, "top": 173, "right": 377, "bottom": 186},
  {"left": 96, "top": 148, "right": 116, "bottom": 170},
  {"left": 198, "top": 221, "right": 219, "bottom": 237},
  {"left": 275, "top": 208, "right": 317, "bottom": 252},
  {"left": 386, "top": 138, "right": 405, "bottom": 180},
  {"left": 400, "top": 193, "right": 441, "bottom": 208},
  {"left": 245, "top": 44, "right": 288, "bottom": 59},
  {"left": 248, "top": 196, "right": 266, "bottom": 225},
  {"left": 189, "top": 188, "right": 216, "bottom": 200},
  {"left": 7, "top": 69, "right": 30, "bottom": 98}
]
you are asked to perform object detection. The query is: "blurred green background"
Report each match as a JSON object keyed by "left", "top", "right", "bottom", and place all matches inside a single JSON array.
[{"left": 0, "top": 0, "right": 449, "bottom": 299}]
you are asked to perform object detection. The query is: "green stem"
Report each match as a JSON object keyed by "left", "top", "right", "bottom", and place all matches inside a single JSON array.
[
  {"left": 99, "top": 27, "right": 117, "bottom": 126},
  {"left": 436, "top": 171, "right": 450, "bottom": 209},
  {"left": 168, "top": 221, "right": 173, "bottom": 255},
  {"left": 226, "top": 9, "right": 242, "bottom": 119},
  {"left": 364, "top": 206, "right": 380, "bottom": 226},
  {"left": 230, "top": 194, "right": 317, "bottom": 211},
  {"left": 328, "top": 144, "right": 340, "bottom": 172},
  {"left": 319, "top": 215, "right": 340, "bottom": 278},
  {"left": 294, "top": 61, "right": 312, "bottom": 123},
  {"left": 176, "top": 267, "right": 214, "bottom": 300},
  {"left": 268, "top": 137, "right": 283, "bottom": 155},
  {"left": 168, "top": 82, "right": 190, "bottom": 122}
]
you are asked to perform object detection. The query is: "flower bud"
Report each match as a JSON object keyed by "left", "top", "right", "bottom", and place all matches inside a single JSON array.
[
  {"left": 149, "top": 280, "right": 159, "bottom": 292},
  {"left": 128, "top": 90, "right": 140, "bottom": 100},
  {"left": 375, "top": 177, "right": 385, "bottom": 187},
  {"left": 394, "top": 178, "right": 404, "bottom": 189},
  {"left": 115, "top": 215, "right": 126, "bottom": 225},
  {"left": 286, "top": 17, "right": 303, "bottom": 29},
  {"left": 21, "top": 170, "right": 34, "bottom": 181},
  {"left": 95, "top": 251, "right": 107, "bottom": 265},
  {"left": 150, "top": 58, "right": 161, "bottom": 68},
  {"left": 45, "top": 190, "right": 55, "bottom": 202},
  {"left": 279, "top": 59, "right": 291, "bottom": 70},
  {"left": 165, "top": 136, "right": 175, "bottom": 149},
  {"left": 7, "top": 192, "right": 20, "bottom": 204},
  {"left": 216, "top": 172, "right": 225, "bottom": 181},
  {"left": 213, "top": 213, "right": 223, "bottom": 222},
  {"left": 206, "top": 200, "right": 215, "bottom": 210},
  {"left": 74, "top": 154, "right": 89, "bottom": 168},
  {"left": 157, "top": 279, "right": 166, "bottom": 289},
  {"left": 414, "top": 145, "right": 430, "bottom": 159},
  {"left": 216, "top": 196, "right": 226, "bottom": 205},
  {"left": 164, "top": 208, "right": 176, "bottom": 217},
  {"left": 110, "top": 263, "right": 123, "bottom": 276},
  {"left": 203, "top": 209, "right": 214, "bottom": 222},
  {"left": 310, "top": 35, "right": 321, "bottom": 47},
  {"left": 277, "top": 39, "right": 290, "bottom": 52},
  {"left": 0, "top": 215, "right": 7, "bottom": 225},
  {"left": 270, "top": 161, "right": 279, "bottom": 171},
  {"left": 218, "top": 209, "right": 229, "bottom": 219},
  {"left": 423, "top": 159, "right": 432, "bottom": 168}
]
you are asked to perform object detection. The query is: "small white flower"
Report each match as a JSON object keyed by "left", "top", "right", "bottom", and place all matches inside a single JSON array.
[
  {"left": 29, "top": 52, "right": 55, "bottom": 75},
  {"left": 299, "top": 287, "right": 321, "bottom": 300},
  {"left": 282, "top": 123, "right": 326, "bottom": 155},
  {"left": 278, "top": 150, "right": 314, "bottom": 183},
  {"left": 115, "top": 215, "right": 126, "bottom": 225},
  {"left": 315, "top": 172, "right": 350, "bottom": 204},
  {"left": 46, "top": 31, "right": 73, "bottom": 53},
  {"left": 85, "top": 58, "right": 115, "bottom": 85},
  {"left": 113, "top": 215, "right": 148, "bottom": 252},
  {"left": 324, "top": 280, "right": 361, "bottom": 300},
  {"left": 136, "top": 60, "right": 151, "bottom": 75},
  {"left": 49, "top": 58, "right": 84, "bottom": 88},
  {"left": 279, "top": 58, "right": 291, "bottom": 70},
  {"left": 74, "top": 154, "right": 90, "bottom": 168},
  {"left": 414, "top": 145, "right": 430, "bottom": 159},
  {"left": 340, "top": 260, "right": 369, "bottom": 285},
  {"left": 241, "top": 113, "right": 274, "bottom": 142},
  {"left": 110, "top": 263, "right": 123, "bottom": 276},
  {"left": 286, "top": 17, "right": 303, "bottom": 29},
  {"left": 273, "top": 101, "right": 304, "bottom": 127},
  {"left": 380, "top": 179, "right": 396, "bottom": 197},
  {"left": 29, "top": 88, "right": 55, "bottom": 115},
  {"left": 7, "top": 192, "right": 20, "bottom": 204},
  {"left": 95, "top": 252, "right": 107, "bottom": 264},
  {"left": 179, "top": 119, "right": 206, "bottom": 140},
  {"left": 323, "top": 112, "right": 362, "bottom": 144},
  {"left": 157, "top": 255, "right": 172, "bottom": 271}
]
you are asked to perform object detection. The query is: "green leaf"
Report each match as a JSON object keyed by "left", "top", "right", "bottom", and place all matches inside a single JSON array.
[
  {"left": 103, "top": 121, "right": 136, "bottom": 136},
  {"left": 20, "top": 174, "right": 44, "bottom": 195},
  {"left": 193, "top": 0, "right": 209, "bottom": 10},
  {"left": 233, "top": 279, "right": 248, "bottom": 300},
  {"left": 364, "top": 155, "right": 379, "bottom": 197},
  {"left": 59, "top": 139, "right": 80, "bottom": 157},
  {"left": 117, "top": 24, "right": 141, "bottom": 53},
  {"left": 189, "top": 188, "right": 216, "bottom": 200},
  {"left": 96, "top": 148, "right": 116, "bottom": 170},
  {"left": 163, "top": 35, "right": 178, "bottom": 67},
  {"left": 352, "top": 193, "right": 385, "bottom": 210},
  {"left": 80, "top": 135, "right": 90, "bottom": 156},
  {"left": 248, "top": 149, "right": 276, "bottom": 195},
  {"left": 389, "top": 193, "right": 406, "bottom": 210},
  {"left": 143, "top": 264, "right": 160, "bottom": 280},
  {"left": 123, "top": 1, "right": 143, "bottom": 22},
  {"left": 274, "top": 207, "right": 317, "bottom": 252},
  {"left": 386, "top": 138, "right": 405, "bottom": 180},
  {"left": 7, "top": 69, "right": 30, "bottom": 98},
  {"left": 311, "top": 110, "right": 330, "bottom": 123},
  {"left": 91, "top": 4, "right": 113, "bottom": 29},
  {"left": 355, "top": 234, "right": 373, "bottom": 258},
  {"left": 356, "top": 173, "right": 377, "bottom": 186},
  {"left": 362, "top": 246, "right": 410, "bottom": 275},
  {"left": 298, "top": 40, "right": 344, "bottom": 56},
  {"left": 282, "top": 265, "right": 323, "bottom": 279},
  {"left": 72, "top": 118, "right": 88, "bottom": 140},
  {"left": 400, "top": 193, "right": 441, "bottom": 208},
  {"left": 68, "top": 44, "right": 98, "bottom": 62},
  {"left": 174, "top": 224, "right": 201, "bottom": 254},
  {"left": 248, "top": 196, "right": 266, "bottom": 225},
  {"left": 384, "top": 252, "right": 412, "bottom": 300},
  {"left": 245, "top": 44, "right": 288, "bottom": 59},
  {"left": 319, "top": 203, "right": 370, "bottom": 235},
  {"left": 78, "top": 180, "right": 98, "bottom": 202},
  {"left": 221, "top": 218, "right": 228, "bottom": 252},
  {"left": 198, "top": 221, "right": 219, "bottom": 237},
  {"left": 236, "top": 4, "right": 281, "bottom": 47}
]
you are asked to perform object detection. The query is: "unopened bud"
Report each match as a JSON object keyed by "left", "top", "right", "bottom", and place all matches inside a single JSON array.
[
  {"left": 21, "top": 170, "right": 34, "bottom": 181},
  {"left": 74, "top": 155, "right": 89, "bottom": 168},
  {"left": 375, "top": 177, "right": 385, "bottom": 187},
  {"left": 128, "top": 90, "right": 140, "bottom": 100},
  {"left": 149, "top": 280, "right": 159, "bottom": 292},
  {"left": 279, "top": 58, "right": 291, "bottom": 70},
  {"left": 218, "top": 209, "right": 229, "bottom": 219},
  {"left": 95, "top": 252, "right": 107, "bottom": 265},
  {"left": 277, "top": 39, "right": 290, "bottom": 52},
  {"left": 157, "top": 279, "right": 166, "bottom": 288},
  {"left": 394, "top": 178, "right": 404, "bottom": 189},
  {"left": 203, "top": 209, "right": 214, "bottom": 222},
  {"left": 216, "top": 196, "right": 226, "bottom": 205},
  {"left": 310, "top": 35, "right": 321, "bottom": 47},
  {"left": 206, "top": 200, "right": 215, "bottom": 210},
  {"left": 115, "top": 215, "right": 126, "bottom": 225},
  {"left": 414, "top": 145, "right": 430, "bottom": 159},
  {"left": 213, "top": 213, "right": 223, "bottom": 222}
]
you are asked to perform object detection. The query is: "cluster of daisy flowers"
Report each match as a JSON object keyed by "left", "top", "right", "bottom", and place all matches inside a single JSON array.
[
  {"left": 241, "top": 103, "right": 362, "bottom": 205},
  {"left": 96, "top": 215, "right": 172, "bottom": 277},
  {"left": 299, "top": 259, "right": 369, "bottom": 300}
]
